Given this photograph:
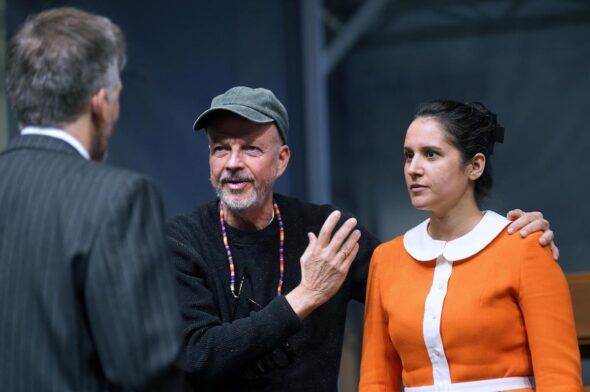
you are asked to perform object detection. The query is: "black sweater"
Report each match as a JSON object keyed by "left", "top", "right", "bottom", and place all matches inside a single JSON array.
[{"left": 167, "top": 194, "right": 380, "bottom": 391}]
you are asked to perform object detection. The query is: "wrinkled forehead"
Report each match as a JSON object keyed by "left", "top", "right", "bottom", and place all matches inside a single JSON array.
[{"left": 206, "top": 113, "right": 281, "bottom": 145}]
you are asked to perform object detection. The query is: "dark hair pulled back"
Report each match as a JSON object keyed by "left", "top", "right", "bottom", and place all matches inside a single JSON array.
[{"left": 414, "top": 100, "right": 505, "bottom": 203}]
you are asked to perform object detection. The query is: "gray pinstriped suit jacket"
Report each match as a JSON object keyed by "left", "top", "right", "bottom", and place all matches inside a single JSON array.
[{"left": 0, "top": 135, "right": 185, "bottom": 391}]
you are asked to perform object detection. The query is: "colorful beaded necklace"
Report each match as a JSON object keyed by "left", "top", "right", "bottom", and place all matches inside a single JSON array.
[{"left": 219, "top": 200, "right": 285, "bottom": 298}]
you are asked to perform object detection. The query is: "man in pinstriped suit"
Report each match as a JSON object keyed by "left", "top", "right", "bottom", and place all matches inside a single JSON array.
[{"left": 0, "top": 8, "right": 185, "bottom": 391}]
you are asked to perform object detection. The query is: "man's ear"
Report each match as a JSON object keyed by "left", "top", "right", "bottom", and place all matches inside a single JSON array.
[
  {"left": 89, "top": 88, "right": 109, "bottom": 123},
  {"left": 467, "top": 152, "right": 486, "bottom": 180},
  {"left": 276, "top": 145, "right": 291, "bottom": 177}
]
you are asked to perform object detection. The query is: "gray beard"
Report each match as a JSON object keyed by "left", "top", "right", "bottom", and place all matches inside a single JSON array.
[
  {"left": 216, "top": 188, "right": 258, "bottom": 211},
  {"left": 214, "top": 179, "right": 274, "bottom": 212}
]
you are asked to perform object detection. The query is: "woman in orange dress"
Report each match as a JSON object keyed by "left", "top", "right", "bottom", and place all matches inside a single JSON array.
[{"left": 359, "top": 101, "right": 581, "bottom": 391}]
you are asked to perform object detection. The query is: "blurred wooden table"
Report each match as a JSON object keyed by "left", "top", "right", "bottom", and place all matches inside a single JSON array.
[
  {"left": 567, "top": 273, "right": 590, "bottom": 390},
  {"left": 567, "top": 273, "right": 590, "bottom": 356}
]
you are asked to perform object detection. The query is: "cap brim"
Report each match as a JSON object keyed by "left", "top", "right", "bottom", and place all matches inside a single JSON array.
[{"left": 193, "top": 105, "right": 274, "bottom": 131}]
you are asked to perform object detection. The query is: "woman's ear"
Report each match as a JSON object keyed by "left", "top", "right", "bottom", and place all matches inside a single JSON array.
[{"left": 468, "top": 152, "right": 486, "bottom": 181}]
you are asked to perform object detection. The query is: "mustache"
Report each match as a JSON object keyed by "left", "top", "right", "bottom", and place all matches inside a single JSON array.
[{"left": 219, "top": 174, "right": 255, "bottom": 184}]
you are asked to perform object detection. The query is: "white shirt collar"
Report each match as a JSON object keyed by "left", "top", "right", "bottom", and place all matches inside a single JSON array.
[
  {"left": 21, "top": 126, "right": 90, "bottom": 160},
  {"left": 403, "top": 210, "right": 510, "bottom": 262}
]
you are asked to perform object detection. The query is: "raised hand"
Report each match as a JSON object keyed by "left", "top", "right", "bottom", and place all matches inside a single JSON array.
[
  {"left": 506, "top": 209, "right": 559, "bottom": 260},
  {"left": 286, "top": 210, "right": 361, "bottom": 319}
]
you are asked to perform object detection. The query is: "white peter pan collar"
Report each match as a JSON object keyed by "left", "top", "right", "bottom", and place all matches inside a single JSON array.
[{"left": 403, "top": 210, "right": 510, "bottom": 262}]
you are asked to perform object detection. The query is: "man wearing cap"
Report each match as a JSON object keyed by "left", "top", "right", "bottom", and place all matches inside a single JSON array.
[{"left": 167, "top": 86, "right": 557, "bottom": 391}]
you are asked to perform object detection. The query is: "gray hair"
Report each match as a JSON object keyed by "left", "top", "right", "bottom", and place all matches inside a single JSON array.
[{"left": 6, "top": 7, "right": 127, "bottom": 127}]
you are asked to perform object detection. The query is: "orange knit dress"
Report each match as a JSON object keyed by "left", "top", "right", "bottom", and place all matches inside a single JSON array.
[{"left": 360, "top": 211, "right": 581, "bottom": 392}]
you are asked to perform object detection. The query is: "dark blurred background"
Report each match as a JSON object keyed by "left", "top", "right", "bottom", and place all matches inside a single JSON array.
[{"left": 2, "top": 0, "right": 589, "bottom": 389}]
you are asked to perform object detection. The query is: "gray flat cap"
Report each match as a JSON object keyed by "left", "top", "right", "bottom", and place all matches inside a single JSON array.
[{"left": 193, "top": 86, "right": 289, "bottom": 143}]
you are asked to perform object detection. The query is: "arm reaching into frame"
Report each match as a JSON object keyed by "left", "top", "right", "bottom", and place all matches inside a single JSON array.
[{"left": 506, "top": 209, "right": 559, "bottom": 260}]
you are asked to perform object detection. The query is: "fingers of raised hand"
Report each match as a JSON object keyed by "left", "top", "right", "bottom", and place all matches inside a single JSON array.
[
  {"left": 327, "top": 217, "right": 358, "bottom": 253},
  {"left": 307, "top": 232, "right": 318, "bottom": 246},
  {"left": 335, "top": 228, "right": 361, "bottom": 260},
  {"left": 317, "top": 210, "right": 342, "bottom": 245},
  {"left": 341, "top": 243, "right": 360, "bottom": 272},
  {"left": 300, "top": 232, "right": 318, "bottom": 261}
]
